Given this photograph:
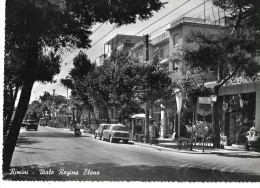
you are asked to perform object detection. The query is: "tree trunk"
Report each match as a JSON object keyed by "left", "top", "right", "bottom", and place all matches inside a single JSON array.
[
  {"left": 3, "top": 85, "right": 19, "bottom": 135},
  {"left": 212, "top": 86, "right": 222, "bottom": 148},
  {"left": 145, "top": 103, "right": 149, "bottom": 143},
  {"left": 3, "top": 80, "right": 34, "bottom": 172}
]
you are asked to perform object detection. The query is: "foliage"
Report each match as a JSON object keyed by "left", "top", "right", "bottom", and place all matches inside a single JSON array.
[
  {"left": 212, "top": 0, "right": 260, "bottom": 31},
  {"left": 176, "top": 0, "right": 260, "bottom": 148},
  {"left": 4, "top": 0, "right": 165, "bottom": 171},
  {"left": 182, "top": 28, "right": 260, "bottom": 92}
]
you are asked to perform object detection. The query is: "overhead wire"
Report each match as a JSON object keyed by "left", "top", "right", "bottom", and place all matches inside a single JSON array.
[{"left": 33, "top": 0, "right": 221, "bottom": 96}]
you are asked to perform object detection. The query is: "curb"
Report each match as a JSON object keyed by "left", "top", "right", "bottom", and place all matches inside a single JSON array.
[
  {"left": 57, "top": 130, "right": 260, "bottom": 156},
  {"left": 133, "top": 141, "right": 218, "bottom": 154}
]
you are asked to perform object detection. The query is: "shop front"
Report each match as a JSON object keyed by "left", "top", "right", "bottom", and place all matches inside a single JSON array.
[{"left": 219, "top": 81, "right": 260, "bottom": 146}]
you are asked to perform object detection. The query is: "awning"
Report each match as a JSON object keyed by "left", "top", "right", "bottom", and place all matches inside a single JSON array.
[
  {"left": 130, "top": 114, "right": 152, "bottom": 119},
  {"left": 160, "top": 58, "right": 169, "bottom": 65},
  {"left": 204, "top": 81, "right": 217, "bottom": 89}
]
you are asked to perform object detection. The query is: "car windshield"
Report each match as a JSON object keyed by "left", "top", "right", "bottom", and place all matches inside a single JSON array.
[
  {"left": 28, "top": 120, "right": 36, "bottom": 123},
  {"left": 113, "top": 126, "right": 127, "bottom": 131}
]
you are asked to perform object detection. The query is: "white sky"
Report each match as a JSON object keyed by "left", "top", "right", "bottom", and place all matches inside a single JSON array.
[{"left": 2, "top": 0, "right": 227, "bottom": 105}]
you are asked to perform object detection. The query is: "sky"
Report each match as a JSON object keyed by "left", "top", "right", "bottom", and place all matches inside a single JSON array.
[{"left": 2, "top": 0, "right": 227, "bottom": 105}]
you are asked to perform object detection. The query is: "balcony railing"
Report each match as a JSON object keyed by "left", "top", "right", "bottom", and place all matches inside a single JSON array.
[
  {"left": 151, "top": 32, "right": 169, "bottom": 46},
  {"left": 169, "top": 16, "right": 228, "bottom": 29},
  {"left": 133, "top": 39, "right": 144, "bottom": 48}
]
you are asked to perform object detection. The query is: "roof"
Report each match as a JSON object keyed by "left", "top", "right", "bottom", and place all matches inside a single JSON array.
[
  {"left": 104, "top": 34, "right": 142, "bottom": 47},
  {"left": 110, "top": 124, "right": 126, "bottom": 127}
]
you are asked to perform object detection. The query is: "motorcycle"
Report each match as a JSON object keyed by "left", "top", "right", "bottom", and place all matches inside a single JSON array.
[{"left": 75, "top": 129, "right": 82, "bottom": 137}]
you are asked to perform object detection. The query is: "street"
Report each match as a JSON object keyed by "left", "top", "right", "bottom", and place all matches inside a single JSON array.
[{"left": 3, "top": 126, "right": 260, "bottom": 181}]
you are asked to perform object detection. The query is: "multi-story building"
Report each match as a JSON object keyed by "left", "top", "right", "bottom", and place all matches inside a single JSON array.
[
  {"left": 90, "top": 16, "right": 260, "bottom": 144},
  {"left": 142, "top": 16, "right": 230, "bottom": 138}
]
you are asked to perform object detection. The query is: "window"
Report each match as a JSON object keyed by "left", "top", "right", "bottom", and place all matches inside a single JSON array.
[
  {"left": 113, "top": 126, "right": 128, "bottom": 131},
  {"left": 160, "top": 49, "right": 164, "bottom": 59},
  {"left": 173, "top": 62, "right": 178, "bottom": 71},
  {"left": 173, "top": 33, "right": 179, "bottom": 46}
]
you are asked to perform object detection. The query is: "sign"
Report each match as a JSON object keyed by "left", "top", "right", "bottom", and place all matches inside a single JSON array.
[
  {"left": 198, "top": 97, "right": 212, "bottom": 104},
  {"left": 197, "top": 97, "right": 212, "bottom": 116},
  {"left": 211, "top": 95, "right": 217, "bottom": 102}
]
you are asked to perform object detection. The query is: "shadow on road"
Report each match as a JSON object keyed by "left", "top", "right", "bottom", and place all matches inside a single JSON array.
[
  {"left": 3, "top": 161, "right": 260, "bottom": 182},
  {"left": 177, "top": 150, "right": 260, "bottom": 159},
  {"left": 20, "top": 131, "right": 91, "bottom": 138},
  {"left": 15, "top": 137, "right": 42, "bottom": 147}
]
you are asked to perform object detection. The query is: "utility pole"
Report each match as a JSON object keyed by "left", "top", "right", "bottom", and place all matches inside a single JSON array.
[
  {"left": 144, "top": 34, "right": 150, "bottom": 143},
  {"left": 145, "top": 34, "right": 149, "bottom": 63},
  {"left": 52, "top": 89, "right": 55, "bottom": 124}
]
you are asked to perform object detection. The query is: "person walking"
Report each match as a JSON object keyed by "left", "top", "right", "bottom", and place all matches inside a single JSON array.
[
  {"left": 74, "top": 122, "right": 81, "bottom": 134},
  {"left": 149, "top": 120, "right": 158, "bottom": 145}
]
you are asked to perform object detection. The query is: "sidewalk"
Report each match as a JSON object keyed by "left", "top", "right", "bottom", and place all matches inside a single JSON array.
[{"left": 54, "top": 127, "right": 260, "bottom": 156}]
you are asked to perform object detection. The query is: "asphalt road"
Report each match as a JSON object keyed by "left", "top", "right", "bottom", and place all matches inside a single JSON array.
[{"left": 3, "top": 126, "right": 260, "bottom": 182}]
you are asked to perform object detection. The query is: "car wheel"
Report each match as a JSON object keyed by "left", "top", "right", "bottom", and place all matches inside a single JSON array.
[
  {"left": 35, "top": 129, "right": 38, "bottom": 131},
  {"left": 109, "top": 135, "right": 114, "bottom": 143},
  {"left": 123, "top": 140, "right": 128, "bottom": 144}
]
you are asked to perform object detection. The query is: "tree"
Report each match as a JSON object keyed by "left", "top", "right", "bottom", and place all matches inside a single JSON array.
[
  {"left": 212, "top": 0, "right": 260, "bottom": 33},
  {"left": 3, "top": 55, "right": 23, "bottom": 135},
  {"left": 180, "top": 1, "right": 260, "bottom": 147},
  {"left": 4, "top": 0, "right": 165, "bottom": 171}
]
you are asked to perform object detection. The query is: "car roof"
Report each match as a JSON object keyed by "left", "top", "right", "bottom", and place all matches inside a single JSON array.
[
  {"left": 110, "top": 124, "right": 126, "bottom": 127},
  {"left": 100, "top": 124, "right": 110, "bottom": 126}
]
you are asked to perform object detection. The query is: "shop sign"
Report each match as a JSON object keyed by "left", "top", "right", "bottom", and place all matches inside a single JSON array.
[
  {"left": 211, "top": 95, "right": 217, "bottom": 102},
  {"left": 197, "top": 97, "right": 212, "bottom": 116},
  {"left": 198, "top": 97, "right": 212, "bottom": 104}
]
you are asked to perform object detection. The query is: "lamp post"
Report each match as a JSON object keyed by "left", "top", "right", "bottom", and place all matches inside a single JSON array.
[{"left": 174, "top": 89, "right": 183, "bottom": 141}]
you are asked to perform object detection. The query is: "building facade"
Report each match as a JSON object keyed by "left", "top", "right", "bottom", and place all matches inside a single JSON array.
[{"left": 90, "top": 16, "right": 259, "bottom": 144}]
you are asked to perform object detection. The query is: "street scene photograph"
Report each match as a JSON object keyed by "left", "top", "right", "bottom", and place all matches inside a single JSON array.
[{"left": 1, "top": 0, "right": 260, "bottom": 185}]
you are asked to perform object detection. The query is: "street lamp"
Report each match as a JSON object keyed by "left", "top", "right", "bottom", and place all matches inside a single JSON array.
[{"left": 174, "top": 89, "right": 183, "bottom": 140}]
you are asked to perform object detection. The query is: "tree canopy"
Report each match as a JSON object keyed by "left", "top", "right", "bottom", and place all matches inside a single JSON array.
[{"left": 4, "top": 0, "right": 166, "bottom": 172}]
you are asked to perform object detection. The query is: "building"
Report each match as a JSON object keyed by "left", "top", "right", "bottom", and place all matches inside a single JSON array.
[{"left": 89, "top": 16, "right": 260, "bottom": 145}]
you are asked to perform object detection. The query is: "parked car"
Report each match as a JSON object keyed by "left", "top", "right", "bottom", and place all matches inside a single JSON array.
[
  {"left": 25, "top": 120, "right": 38, "bottom": 131},
  {"left": 102, "top": 124, "right": 129, "bottom": 143},
  {"left": 94, "top": 124, "right": 110, "bottom": 140}
]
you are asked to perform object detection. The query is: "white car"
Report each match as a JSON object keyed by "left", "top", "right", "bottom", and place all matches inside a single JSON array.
[{"left": 102, "top": 124, "right": 129, "bottom": 143}]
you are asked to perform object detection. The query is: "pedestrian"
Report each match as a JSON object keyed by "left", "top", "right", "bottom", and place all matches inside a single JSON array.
[
  {"left": 74, "top": 122, "right": 81, "bottom": 134},
  {"left": 149, "top": 120, "right": 158, "bottom": 145}
]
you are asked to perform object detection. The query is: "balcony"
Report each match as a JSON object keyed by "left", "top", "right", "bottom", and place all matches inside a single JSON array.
[
  {"left": 132, "top": 39, "right": 144, "bottom": 50},
  {"left": 167, "top": 16, "right": 229, "bottom": 31},
  {"left": 189, "top": 71, "right": 218, "bottom": 83},
  {"left": 152, "top": 32, "right": 170, "bottom": 47}
]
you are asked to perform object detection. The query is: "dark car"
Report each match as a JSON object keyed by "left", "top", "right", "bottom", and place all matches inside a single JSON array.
[
  {"left": 102, "top": 124, "right": 129, "bottom": 143},
  {"left": 25, "top": 120, "right": 38, "bottom": 131},
  {"left": 94, "top": 124, "right": 110, "bottom": 140}
]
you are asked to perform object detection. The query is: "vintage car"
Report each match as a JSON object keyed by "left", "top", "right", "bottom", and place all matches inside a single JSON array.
[
  {"left": 94, "top": 124, "right": 110, "bottom": 140},
  {"left": 25, "top": 120, "right": 38, "bottom": 131},
  {"left": 102, "top": 124, "right": 129, "bottom": 143}
]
